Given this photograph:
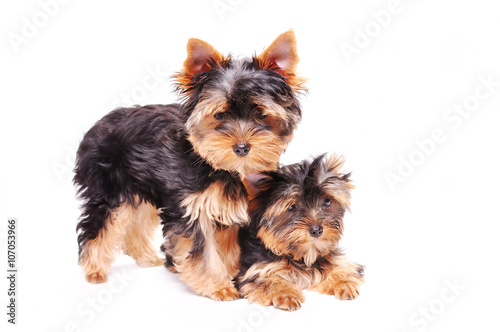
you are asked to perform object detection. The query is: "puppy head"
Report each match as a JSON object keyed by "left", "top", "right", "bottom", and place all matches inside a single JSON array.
[
  {"left": 252, "top": 154, "right": 353, "bottom": 266},
  {"left": 174, "top": 30, "right": 306, "bottom": 176}
]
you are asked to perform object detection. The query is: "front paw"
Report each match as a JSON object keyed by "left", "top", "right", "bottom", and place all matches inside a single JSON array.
[
  {"left": 316, "top": 275, "right": 363, "bottom": 300},
  {"left": 86, "top": 272, "right": 107, "bottom": 284},
  {"left": 210, "top": 286, "right": 240, "bottom": 301},
  {"left": 330, "top": 281, "right": 360, "bottom": 300},
  {"left": 248, "top": 289, "right": 305, "bottom": 311},
  {"left": 272, "top": 294, "right": 303, "bottom": 311}
]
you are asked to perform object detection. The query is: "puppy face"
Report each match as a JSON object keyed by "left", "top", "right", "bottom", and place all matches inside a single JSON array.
[
  {"left": 175, "top": 31, "right": 305, "bottom": 176},
  {"left": 252, "top": 155, "right": 353, "bottom": 266}
]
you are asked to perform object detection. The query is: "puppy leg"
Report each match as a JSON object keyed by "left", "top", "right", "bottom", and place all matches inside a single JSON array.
[
  {"left": 79, "top": 203, "right": 132, "bottom": 283},
  {"left": 164, "top": 232, "right": 240, "bottom": 301},
  {"left": 182, "top": 239, "right": 240, "bottom": 301},
  {"left": 239, "top": 262, "right": 305, "bottom": 311},
  {"left": 214, "top": 226, "right": 241, "bottom": 280},
  {"left": 173, "top": 182, "right": 249, "bottom": 301},
  {"left": 123, "top": 201, "right": 164, "bottom": 268},
  {"left": 311, "top": 255, "right": 364, "bottom": 300}
]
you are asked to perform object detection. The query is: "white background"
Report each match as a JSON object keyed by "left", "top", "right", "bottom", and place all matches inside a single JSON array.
[{"left": 1, "top": 0, "right": 499, "bottom": 331}]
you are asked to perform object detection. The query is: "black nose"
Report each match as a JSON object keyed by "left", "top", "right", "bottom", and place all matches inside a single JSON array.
[
  {"left": 309, "top": 225, "right": 323, "bottom": 237},
  {"left": 233, "top": 143, "right": 250, "bottom": 157}
]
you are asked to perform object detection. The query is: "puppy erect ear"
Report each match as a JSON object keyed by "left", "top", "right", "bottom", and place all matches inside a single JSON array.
[
  {"left": 326, "top": 154, "right": 348, "bottom": 177},
  {"left": 244, "top": 173, "right": 270, "bottom": 201},
  {"left": 183, "top": 38, "right": 224, "bottom": 76},
  {"left": 320, "top": 154, "right": 354, "bottom": 211},
  {"left": 257, "top": 30, "right": 300, "bottom": 76}
]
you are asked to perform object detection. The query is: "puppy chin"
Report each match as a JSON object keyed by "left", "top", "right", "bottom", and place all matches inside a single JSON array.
[
  {"left": 302, "top": 247, "right": 319, "bottom": 267},
  {"left": 299, "top": 240, "right": 340, "bottom": 267},
  {"left": 209, "top": 155, "right": 278, "bottom": 177}
]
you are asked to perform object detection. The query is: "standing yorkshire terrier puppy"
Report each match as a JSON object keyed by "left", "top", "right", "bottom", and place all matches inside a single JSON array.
[
  {"left": 74, "top": 30, "right": 305, "bottom": 300},
  {"left": 237, "top": 154, "right": 364, "bottom": 310}
]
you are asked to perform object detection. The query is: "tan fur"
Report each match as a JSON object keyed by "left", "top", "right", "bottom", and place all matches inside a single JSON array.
[
  {"left": 240, "top": 255, "right": 364, "bottom": 310},
  {"left": 214, "top": 227, "right": 241, "bottom": 279},
  {"left": 240, "top": 261, "right": 305, "bottom": 311},
  {"left": 255, "top": 30, "right": 306, "bottom": 93},
  {"left": 123, "top": 202, "right": 164, "bottom": 267},
  {"left": 80, "top": 198, "right": 163, "bottom": 284},
  {"left": 257, "top": 227, "right": 288, "bottom": 257},
  {"left": 162, "top": 231, "right": 193, "bottom": 263},
  {"left": 185, "top": 90, "right": 227, "bottom": 135},
  {"left": 255, "top": 95, "right": 301, "bottom": 125},
  {"left": 181, "top": 182, "right": 248, "bottom": 227},
  {"left": 262, "top": 195, "right": 298, "bottom": 222},
  {"left": 310, "top": 255, "right": 364, "bottom": 300},
  {"left": 183, "top": 38, "right": 224, "bottom": 76},
  {"left": 174, "top": 39, "right": 229, "bottom": 93},
  {"left": 163, "top": 229, "right": 240, "bottom": 301},
  {"left": 320, "top": 154, "right": 355, "bottom": 211},
  {"left": 188, "top": 112, "right": 291, "bottom": 176}
]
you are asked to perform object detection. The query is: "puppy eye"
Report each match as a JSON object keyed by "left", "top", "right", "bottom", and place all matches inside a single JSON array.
[
  {"left": 287, "top": 204, "right": 296, "bottom": 212},
  {"left": 323, "top": 197, "right": 333, "bottom": 207},
  {"left": 214, "top": 112, "right": 227, "bottom": 121},
  {"left": 255, "top": 110, "right": 268, "bottom": 120}
]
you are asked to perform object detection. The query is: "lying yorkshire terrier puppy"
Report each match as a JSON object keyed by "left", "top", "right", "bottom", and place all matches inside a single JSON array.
[{"left": 237, "top": 154, "right": 364, "bottom": 310}]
